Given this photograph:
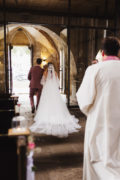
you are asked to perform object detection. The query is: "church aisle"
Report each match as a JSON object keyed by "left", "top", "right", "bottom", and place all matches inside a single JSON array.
[{"left": 32, "top": 116, "right": 86, "bottom": 180}]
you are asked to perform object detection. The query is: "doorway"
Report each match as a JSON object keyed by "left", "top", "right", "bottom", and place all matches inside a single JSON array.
[
  {"left": 11, "top": 46, "right": 31, "bottom": 114},
  {"left": 11, "top": 46, "right": 31, "bottom": 94}
]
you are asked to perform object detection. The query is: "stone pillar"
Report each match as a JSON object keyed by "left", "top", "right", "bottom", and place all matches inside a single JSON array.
[{"left": 59, "top": 49, "right": 63, "bottom": 92}]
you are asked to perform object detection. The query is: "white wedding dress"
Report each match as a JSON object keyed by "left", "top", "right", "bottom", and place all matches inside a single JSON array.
[{"left": 30, "top": 64, "right": 81, "bottom": 137}]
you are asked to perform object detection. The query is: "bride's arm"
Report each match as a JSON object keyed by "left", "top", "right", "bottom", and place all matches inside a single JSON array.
[
  {"left": 41, "top": 70, "right": 48, "bottom": 85},
  {"left": 44, "top": 70, "right": 48, "bottom": 79}
]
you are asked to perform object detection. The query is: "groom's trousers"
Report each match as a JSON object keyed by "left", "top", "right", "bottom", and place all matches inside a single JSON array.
[{"left": 29, "top": 87, "right": 42, "bottom": 110}]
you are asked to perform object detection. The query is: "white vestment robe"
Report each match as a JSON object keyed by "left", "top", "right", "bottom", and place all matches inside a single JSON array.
[{"left": 76, "top": 60, "right": 120, "bottom": 180}]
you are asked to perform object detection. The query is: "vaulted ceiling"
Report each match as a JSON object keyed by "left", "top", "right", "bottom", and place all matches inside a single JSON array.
[{"left": 0, "top": 0, "right": 119, "bottom": 19}]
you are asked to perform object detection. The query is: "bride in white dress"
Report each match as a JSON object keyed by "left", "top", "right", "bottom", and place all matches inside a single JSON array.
[{"left": 30, "top": 62, "right": 81, "bottom": 137}]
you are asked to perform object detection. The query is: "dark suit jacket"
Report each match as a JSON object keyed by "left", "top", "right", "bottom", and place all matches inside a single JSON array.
[{"left": 28, "top": 66, "right": 44, "bottom": 89}]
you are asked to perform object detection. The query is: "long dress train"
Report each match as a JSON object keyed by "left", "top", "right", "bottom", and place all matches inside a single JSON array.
[{"left": 30, "top": 64, "right": 81, "bottom": 138}]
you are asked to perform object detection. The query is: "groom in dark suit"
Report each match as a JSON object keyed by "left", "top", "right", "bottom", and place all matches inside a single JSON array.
[{"left": 28, "top": 58, "right": 44, "bottom": 113}]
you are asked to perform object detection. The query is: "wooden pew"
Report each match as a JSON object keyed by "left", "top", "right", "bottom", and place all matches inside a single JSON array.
[
  {"left": 0, "top": 130, "right": 30, "bottom": 180},
  {"left": 0, "top": 95, "right": 18, "bottom": 134}
]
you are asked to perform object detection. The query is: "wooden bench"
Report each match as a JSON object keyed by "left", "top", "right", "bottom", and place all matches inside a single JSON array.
[{"left": 0, "top": 130, "right": 30, "bottom": 180}]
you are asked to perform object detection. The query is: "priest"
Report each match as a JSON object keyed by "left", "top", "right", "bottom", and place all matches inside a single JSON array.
[{"left": 76, "top": 36, "right": 120, "bottom": 180}]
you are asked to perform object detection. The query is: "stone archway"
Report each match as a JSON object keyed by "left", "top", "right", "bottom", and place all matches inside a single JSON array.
[
  {"left": 0, "top": 24, "right": 77, "bottom": 104},
  {"left": 8, "top": 26, "right": 33, "bottom": 94}
]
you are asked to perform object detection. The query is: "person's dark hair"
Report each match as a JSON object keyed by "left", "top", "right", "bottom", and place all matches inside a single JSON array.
[
  {"left": 47, "top": 62, "right": 54, "bottom": 75},
  {"left": 48, "top": 62, "right": 53, "bottom": 66},
  {"left": 36, "top": 58, "right": 42, "bottom": 64},
  {"left": 101, "top": 36, "right": 120, "bottom": 56}
]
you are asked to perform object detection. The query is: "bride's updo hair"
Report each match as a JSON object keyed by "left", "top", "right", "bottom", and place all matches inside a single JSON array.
[
  {"left": 48, "top": 62, "right": 53, "bottom": 66},
  {"left": 48, "top": 62, "right": 54, "bottom": 75},
  {"left": 48, "top": 62, "right": 54, "bottom": 69}
]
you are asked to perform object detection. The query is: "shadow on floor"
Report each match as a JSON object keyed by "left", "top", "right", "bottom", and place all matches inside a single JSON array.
[
  {"left": 34, "top": 131, "right": 84, "bottom": 147},
  {"left": 33, "top": 116, "right": 86, "bottom": 179},
  {"left": 34, "top": 151, "right": 83, "bottom": 172}
]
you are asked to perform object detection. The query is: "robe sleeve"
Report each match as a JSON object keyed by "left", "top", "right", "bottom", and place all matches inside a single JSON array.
[{"left": 76, "top": 65, "right": 98, "bottom": 116}]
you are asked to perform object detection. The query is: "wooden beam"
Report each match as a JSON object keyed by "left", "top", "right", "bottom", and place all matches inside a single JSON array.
[
  {"left": 3, "top": 0, "right": 8, "bottom": 94},
  {"left": 114, "top": 0, "right": 120, "bottom": 36},
  {"left": 104, "top": 0, "right": 108, "bottom": 18},
  {"left": 67, "top": 0, "right": 71, "bottom": 107},
  {"left": 14, "top": 0, "right": 18, "bottom": 5},
  {"left": 0, "top": 6, "right": 115, "bottom": 20}
]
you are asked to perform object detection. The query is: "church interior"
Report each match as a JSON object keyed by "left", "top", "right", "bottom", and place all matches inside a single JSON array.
[{"left": 0, "top": 0, "right": 120, "bottom": 179}]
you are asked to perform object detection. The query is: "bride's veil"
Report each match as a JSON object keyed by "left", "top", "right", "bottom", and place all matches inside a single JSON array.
[
  {"left": 47, "top": 63, "right": 56, "bottom": 80},
  {"left": 32, "top": 62, "right": 81, "bottom": 137},
  {"left": 41, "top": 63, "right": 59, "bottom": 86}
]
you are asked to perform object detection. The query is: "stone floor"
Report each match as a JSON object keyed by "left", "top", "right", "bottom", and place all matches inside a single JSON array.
[
  {"left": 32, "top": 114, "right": 86, "bottom": 180},
  {"left": 18, "top": 94, "right": 86, "bottom": 180}
]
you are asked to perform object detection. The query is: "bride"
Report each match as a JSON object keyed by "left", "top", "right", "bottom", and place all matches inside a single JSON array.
[{"left": 30, "top": 62, "right": 81, "bottom": 137}]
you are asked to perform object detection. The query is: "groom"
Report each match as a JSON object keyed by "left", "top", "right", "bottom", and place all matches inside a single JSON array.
[{"left": 28, "top": 58, "right": 44, "bottom": 113}]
